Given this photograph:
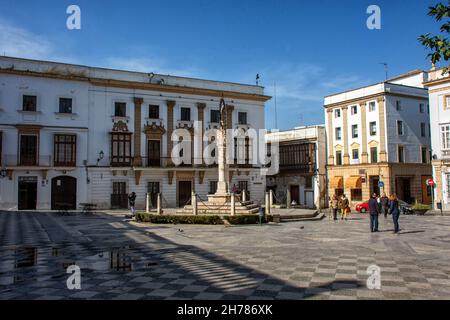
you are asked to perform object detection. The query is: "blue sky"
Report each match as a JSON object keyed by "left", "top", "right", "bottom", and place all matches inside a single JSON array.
[{"left": 0, "top": 0, "right": 444, "bottom": 129}]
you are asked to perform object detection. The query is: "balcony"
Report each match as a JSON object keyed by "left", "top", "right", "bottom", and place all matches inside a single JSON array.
[
  {"left": 3, "top": 155, "right": 52, "bottom": 167},
  {"left": 442, "top": 149, "right": 450, "bottom": 159}
]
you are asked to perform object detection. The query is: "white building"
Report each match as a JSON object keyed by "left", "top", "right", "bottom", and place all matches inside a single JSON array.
[
  {"left": 424, "top": 67, "right": 450, "bottom": 210},
  {"left": 0, "top": 56, "right": 270, "bottom": 210},
  {"left": 324, "top": 70, "right": 432, "bottom": 205},
  {"left": 265, "top": 125, "right": 327, "bottom": 209}
]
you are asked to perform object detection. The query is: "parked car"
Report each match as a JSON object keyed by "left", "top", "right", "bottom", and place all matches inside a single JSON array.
[{"left": 355, "top": 199, "right": 414, "bottom": 215}]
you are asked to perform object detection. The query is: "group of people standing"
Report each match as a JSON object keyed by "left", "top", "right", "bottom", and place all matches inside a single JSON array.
[
  {"left": 330, "top": 192, "right": 401, "bottom": 234},
  {"left": 329, "top": 194, "right": 351, "bottom": 220},
  {"left": 368, "top": 193, "right": 401, "bottom": 234}
]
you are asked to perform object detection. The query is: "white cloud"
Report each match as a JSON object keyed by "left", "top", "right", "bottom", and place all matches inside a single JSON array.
[{"left": 0, "top": 19, "right": 53, "bottom": 59}]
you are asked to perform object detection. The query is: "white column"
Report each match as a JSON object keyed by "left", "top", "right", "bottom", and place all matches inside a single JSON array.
[
  {"left": 265, "top": 192, "right": 271, "bottom": 214},
  {"left": 157, "top": 193, "right": 162, "bottom": 215},
  {"left": 216, "top": 129, "right": 228, "bottom": 194},
  {"left": 192, "top": 192, "right": 198, "bottom": 215},
  {"left": 269, "top": 189, "right": 274, "bottom": 208},
  {"left": 286, "top": 188, "right": 291, "bottom": 209},
  {"left": 146, "top": 192, "right": 150, "bottom": 213},
  {"left": 242, "top": 189, "right": 247, "bottom": 202},
  {"left": 231, "top": 193, "right": 236, "bottom": 216}
]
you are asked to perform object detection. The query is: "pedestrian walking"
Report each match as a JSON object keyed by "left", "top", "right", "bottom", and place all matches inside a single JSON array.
[
  {"left": 330, "top": 194, "right": 339, "bottom": 221},
  {"left": 128, "top": 192, "right": 137, "bottom": 217},
  {"left": 368, "top": 193, "right": 380, "bottom": 232},
  {"left": 340, "top": 194, "right": 350, "bottom": 220},
  {"left": 380, "top": 193, "right": 389, "bottom": 218},
  {"left": 389, "top": 194, "right": 401, "bottom": 234}
]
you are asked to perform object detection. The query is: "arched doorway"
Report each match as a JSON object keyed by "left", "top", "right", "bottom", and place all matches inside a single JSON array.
[{"left": 51, "top": 176, "right": 77, "bottom": 210}]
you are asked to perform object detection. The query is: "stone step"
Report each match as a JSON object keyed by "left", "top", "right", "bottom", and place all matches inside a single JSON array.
[{"left": 279, "top": 211, "right": 324, "bottom": 222}]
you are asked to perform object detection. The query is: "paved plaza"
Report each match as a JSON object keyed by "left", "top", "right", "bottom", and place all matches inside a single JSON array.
[{"left": 1, "top": 211, "right": 450, "bottom": 300}]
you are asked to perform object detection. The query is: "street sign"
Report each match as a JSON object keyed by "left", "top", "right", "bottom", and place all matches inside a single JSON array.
[
  {"left": 426, "top": 179, "right": 435, "bottom": 187},
  {"left": 378, "top": 181, "right": 384, "bottom": 188}
]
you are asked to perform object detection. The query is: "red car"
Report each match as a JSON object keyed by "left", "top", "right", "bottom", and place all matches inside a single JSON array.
[{"left": 355, "top": 201, "right": 369, "bottom": 213}]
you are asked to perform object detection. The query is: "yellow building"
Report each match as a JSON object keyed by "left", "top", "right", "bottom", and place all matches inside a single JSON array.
[{"left": 324, "top": 71, "right": 433, "bottom": 207}]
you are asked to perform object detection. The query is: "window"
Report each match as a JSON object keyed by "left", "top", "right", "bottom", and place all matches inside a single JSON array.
[
  {"left": 305, "top": 176, "right": 313, "bottom": 188},
  {"left": 181, "top": 107, "right": 191, "bottom": 121},
  {"left": 351, "top": 125, "right": 358, "bottom": 138},
  {"left": 368, "top": 101, "right": 376, "bottom": 112},
  {"left": 446, "top": 173, "right": 450, "bottom": 200},
  {"left": 334, "top": 109, "right": 341, "bottom": 118},
  {"left": 114, "top": 102, "right": 126, "bottom": 117},
  {"left": 445, "top": 96, "right": 450, "bottom": 110},
  {"left": 111, "top": 133, "right": 132, "bottom": 166},
  {"left": 336, "top": 151, "right": 342, "bottom": 165},
  {"left": 149, "top": 105, "right": 159, "bottom": 119},
  {"left": 352, "top": 148, "right": 359, "bottom": 160},
  {"left": 59, "top": 98, "right": 72, "bottom": 114},
  {"left": 369, "top": 122, "right": 377, "bottom": 136},
  {"left": 421, "top": 122, "right": 426, "bottom": 137},
  {"left": 419, "top": 103, "right": 425, "bottom": 113},
  {"left": 396, "top": 100, "right": 402, "bottom": 111},
  {"left": 397, "top": 121, "right": 404, "bottom": 135},
  {"left": 351, "top": 189, "right": 362, "bottom": 201},
  {"left": 238, "top": 112, "right": 247, "bottom": 125},
  {"left": 54, "top": 135, "right": 76, "bottom": 166},
  {"left": 442, "top": 125, "right": 450, "bottom": 149},
  {"left": 421, "top": 147, "right": 428, "bottom": 164},
  {"left": 211, "top": 110, "right": 221, "bottom": 123},
  {"left": 20, "top": 135, "right": 38, "bottom": 166},
  {"left": 209, "top": 181, "right": 218, "bottom": 194},
  {"left": 351, "top": 105, "right": 358, "bottom": 115},
  {"left": 370, "top": 147, "right": 378, "bottom": 163},
  {"left": 238, "top": 181, "right": 249, "bottom": 193},
  {"left": 335, "top": 127, "right": 342, "bottom": 140},
  {"left": 23, "top": 95, "right": 37, "bottom": 112},
  {"left": 398, "top": 145, "right": 405, "bottom": 163}
]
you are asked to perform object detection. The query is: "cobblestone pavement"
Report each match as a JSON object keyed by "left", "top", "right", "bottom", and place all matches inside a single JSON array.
[{"left": 1, "top": 211, "right": 450, "bottom": 300}]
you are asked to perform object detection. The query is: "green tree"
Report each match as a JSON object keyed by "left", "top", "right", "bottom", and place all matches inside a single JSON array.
[{"left": 419, "top": 1, "right": 450, "bottom": 73}]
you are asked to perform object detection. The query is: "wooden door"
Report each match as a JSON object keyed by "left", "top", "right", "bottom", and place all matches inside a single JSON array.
[
  {"left": 147, "top": 182, "right": 160, "bottom": 208},
  {"left": 290, "top": 185, "right": 300, "bottom": 204},
  {"left": 111, "top": 182, "right": 128, "bottom": 209},
  {"left": 18, "top": 177, "right": 37, "bottom": 210},
  {"left": 147, "top": 140, "right": 161, "bottom": 166},
  {"left": 421, "top": 175, "right": 433, "bottom": 204},
  {"left": 51, "top": 176, "right": 77, "bottom": 210},
  {"left": 178, "top": 181, "right": 192, "bottom": 207}
]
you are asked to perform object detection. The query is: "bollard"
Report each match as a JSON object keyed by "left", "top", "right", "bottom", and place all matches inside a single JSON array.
[
  {"left": 286, "top": 188, "right": 291, "bottom": 209},
  {"left": 231, "top": 193, "right": 236, "bottom": 216},
  {"left": 157, "top": 193, "right": 162, "bottom": 215},
  {"left": 192, "top": 192, "right": 198, "bottom": 215},
  {"left": 265, "top": 192, "right": 271, "bottom": 215},
  {"left": 146, "top": 192, "right": 150, "bottom": 213}
]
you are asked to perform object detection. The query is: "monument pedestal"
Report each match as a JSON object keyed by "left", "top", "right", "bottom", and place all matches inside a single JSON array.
[{"left": 207, "top": 193, "right": 231, "bottom": 204}]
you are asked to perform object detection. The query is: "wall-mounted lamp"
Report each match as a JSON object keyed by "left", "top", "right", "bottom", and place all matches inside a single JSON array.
[
  {"left": 0, "top": 168, "right": 7, "bottom": 179},
  {"left": 97, "top": 151, "right": 104, "bottom": 166}
]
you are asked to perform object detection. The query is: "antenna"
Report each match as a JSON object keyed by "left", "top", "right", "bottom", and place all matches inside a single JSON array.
[
  {"left": 274, "top": 81, "right": 278, "bottom": 129},
  {"left": 380, "top": 63, "right": 388, "bottom": 80}
]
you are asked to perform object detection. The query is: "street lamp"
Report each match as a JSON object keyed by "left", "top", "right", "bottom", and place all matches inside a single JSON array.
[{"left": 96, "top": 151, "right": 104, "bottom": 166}]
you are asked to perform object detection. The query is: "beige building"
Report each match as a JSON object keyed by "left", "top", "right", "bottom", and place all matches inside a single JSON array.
[{"left": 324, "top": 71, "right": 432, "bottom": 207}]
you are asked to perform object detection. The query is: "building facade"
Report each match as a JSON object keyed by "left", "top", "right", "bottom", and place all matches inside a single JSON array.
[
  {"left": 0, "top": 56, "right": 270, "bottom": 210},
  {"left": 265, "top": 125, "right": 327, "bottom": 209},
  {"left": 324, "top": 71, "right": 432, "bottom": 207},
  {"left": 424, "top": 67, "right": 450, "bottom": 210}
]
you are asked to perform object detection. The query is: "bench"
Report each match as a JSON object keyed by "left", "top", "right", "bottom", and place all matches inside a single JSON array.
[{"left": 79, "top": 203, "right": 97, "bottom": 215}]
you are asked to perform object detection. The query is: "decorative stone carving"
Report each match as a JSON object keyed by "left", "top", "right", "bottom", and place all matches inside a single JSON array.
[
  {"left": 144, "top": 121, "right": 166, "bottom": 137},
  {"left": 112, "top": 120, "right": 130, "bottom": 133}
]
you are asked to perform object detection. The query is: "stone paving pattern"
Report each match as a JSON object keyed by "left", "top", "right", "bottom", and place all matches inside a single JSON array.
[{"left": 1, "top": 211, "right": 450, "bottom": 300}]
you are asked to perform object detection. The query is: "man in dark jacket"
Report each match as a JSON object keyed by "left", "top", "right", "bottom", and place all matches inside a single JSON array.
[
  {"left": 368, "top": 193, "right": 380, "bottom": 232},
  {"left": 128, "top": 192, "right": 137, "bottom": 217},
  {"left": 380, "top": 193, "right": 389, "bottom": 218}
]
